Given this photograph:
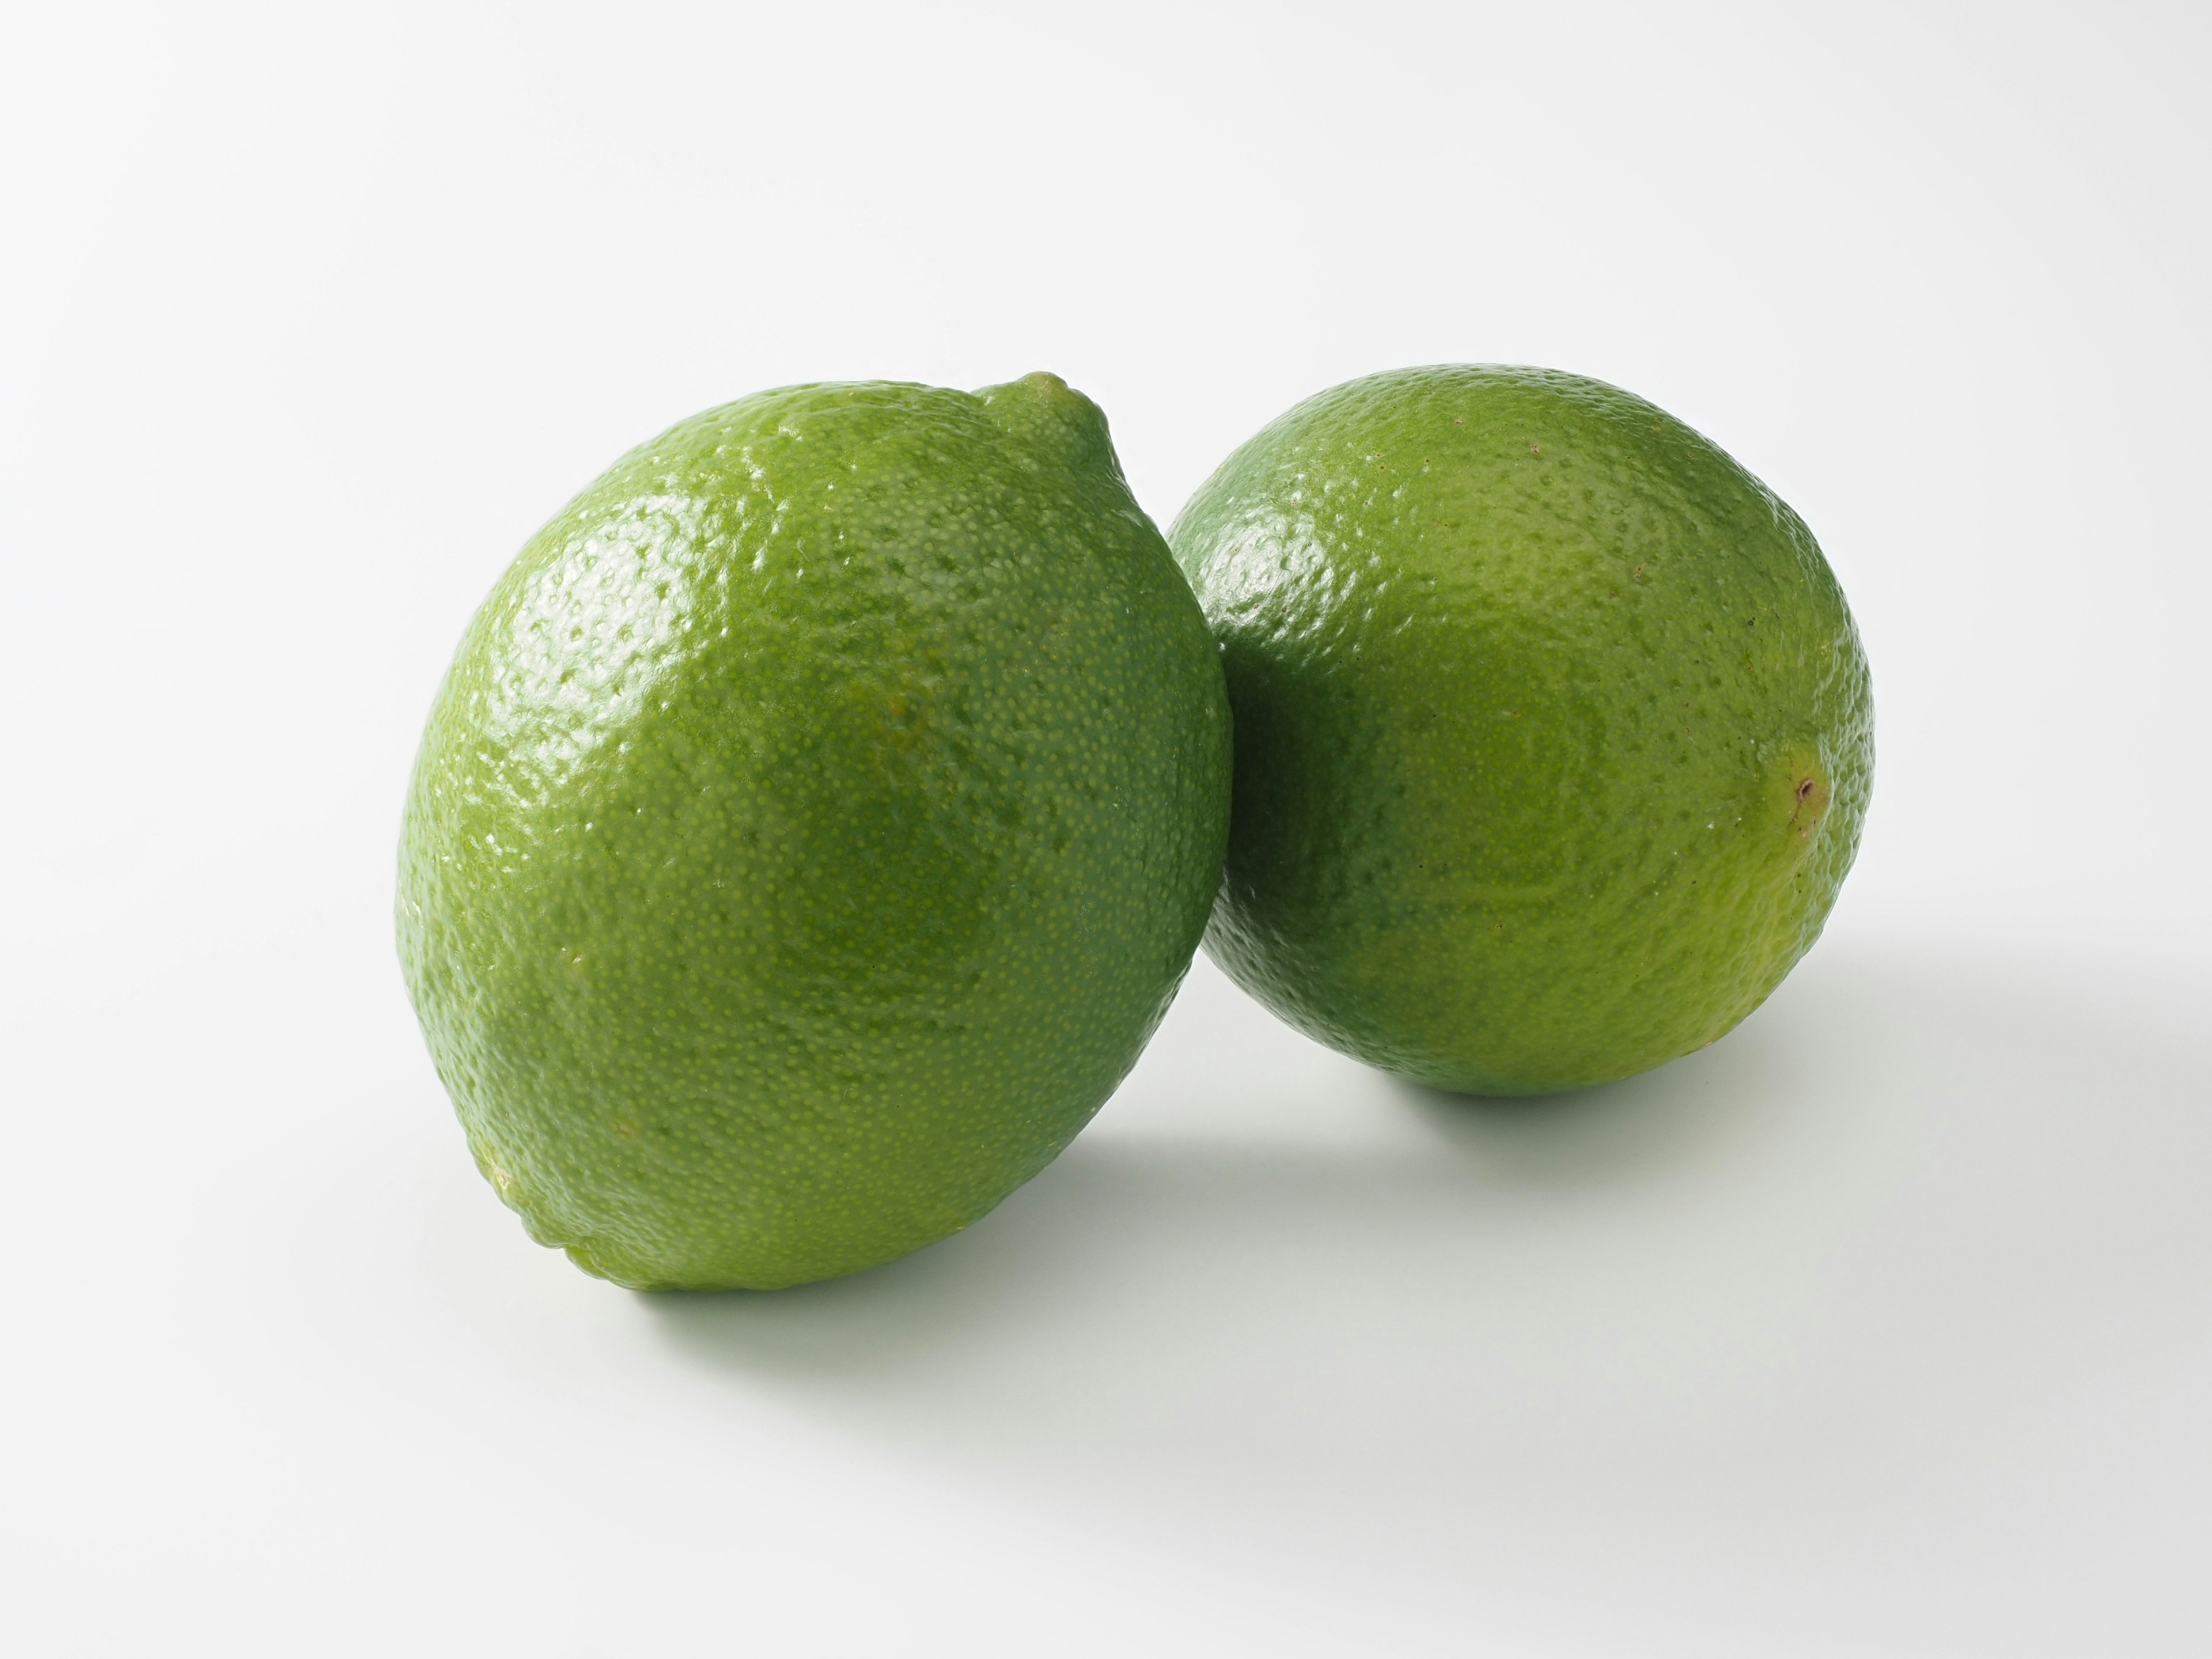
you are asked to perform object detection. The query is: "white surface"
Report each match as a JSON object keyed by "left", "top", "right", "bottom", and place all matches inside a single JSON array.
[{"left": 4, "top": 4, "right": 2209, "bottom": 1654}]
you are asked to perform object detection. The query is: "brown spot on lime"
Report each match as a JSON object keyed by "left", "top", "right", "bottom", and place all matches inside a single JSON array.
[
  {"left": 1529, "top": 443, "right": 1543, "bottom": 456},
  {"left": 1789, "top": 769, "right": 1832, "bottom": 838}
]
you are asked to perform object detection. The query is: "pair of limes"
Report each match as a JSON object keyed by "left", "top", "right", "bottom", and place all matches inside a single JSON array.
[{"left": 398, "top": 366, "right": 1871, "bottom": 1290}]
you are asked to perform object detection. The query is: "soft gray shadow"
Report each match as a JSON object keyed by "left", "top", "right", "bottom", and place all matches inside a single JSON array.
[
  {"left": 641, "top": 960, "right": 1796, "bottom": 1376},
  {"left": 641, "top": 942, "right": 2212, "bottom": 1478},
  {"left": 632, "top": 937, "right": 2212, "bottom": 1650},
  {"left": 1388, "top": 1046, "right": 1785, "bottom": 1184}
]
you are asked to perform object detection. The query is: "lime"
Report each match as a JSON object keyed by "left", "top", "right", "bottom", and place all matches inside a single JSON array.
[
  {"left": 1169, "top": 365, "right": 1872, "bottom": 1094},
  {"left": 399, "top": 374, "right": 1231, "bottom": 1287}
]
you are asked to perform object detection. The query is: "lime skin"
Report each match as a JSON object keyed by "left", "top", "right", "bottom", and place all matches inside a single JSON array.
[
  {"left": 399, "top": 375, "right": 1232, "bottom": 1289},
  {"left": 1169, "top": 366, "right": 1873, "bottom": 1096}
]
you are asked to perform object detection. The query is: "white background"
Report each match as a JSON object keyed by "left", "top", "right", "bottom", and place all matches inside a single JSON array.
[{"left": 4, "top": 3, "right": 2209, "bottom": 1653}]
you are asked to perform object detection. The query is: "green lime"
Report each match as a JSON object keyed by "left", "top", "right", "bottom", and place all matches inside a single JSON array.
[
  {"left": 399, "top": 374, "right": 1231, "bottom": 1288},
  {"left": 1169, "top": 366, "right": 1872, "bottom": 1095}
]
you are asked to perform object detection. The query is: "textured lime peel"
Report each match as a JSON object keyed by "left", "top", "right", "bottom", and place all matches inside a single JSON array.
[
  {"left": 1169, "top": 366, "right": 1873, "bottom": 1095},
  {"left": 399, "top": 376, "right": 1232, "bottom": 1288}
]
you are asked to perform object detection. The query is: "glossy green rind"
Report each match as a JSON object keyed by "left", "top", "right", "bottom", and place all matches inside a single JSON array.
[
  {"left": 1169, "top": 366, "right": 1872, "bottom": 1095},
  {"left": 399, "top": 374, "right": 1232, "bottom": 1287}
]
